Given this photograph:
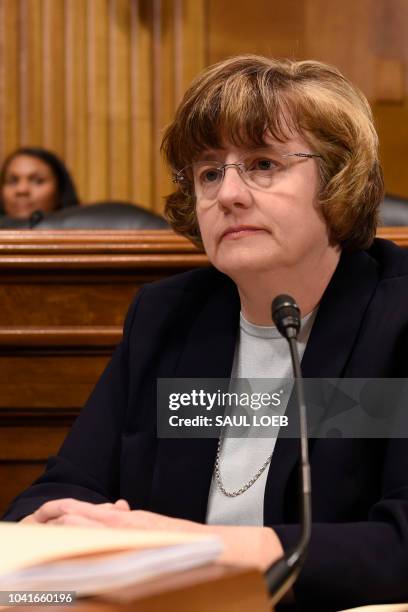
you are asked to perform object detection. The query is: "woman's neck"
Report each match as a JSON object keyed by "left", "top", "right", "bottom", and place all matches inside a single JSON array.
[{"left": 236, "top": 248, "right": 341, "bottom": 326}]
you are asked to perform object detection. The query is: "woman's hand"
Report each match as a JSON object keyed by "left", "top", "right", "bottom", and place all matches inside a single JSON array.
[
  {"left": 21, "top": 498, "right": 131, "bottom": 527},
  {"left": 23, "top": 498, "right": 284, "bottom": 571}
]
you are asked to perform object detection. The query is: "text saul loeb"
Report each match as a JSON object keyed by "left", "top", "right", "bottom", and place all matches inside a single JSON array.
[{"left": 168, "top": 414, "right": 289, "bottom": 427}]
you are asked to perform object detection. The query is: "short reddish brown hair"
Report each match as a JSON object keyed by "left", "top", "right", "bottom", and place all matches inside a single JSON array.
[{"left": 161, "top": 55, "right": 384, "bottom": 251}]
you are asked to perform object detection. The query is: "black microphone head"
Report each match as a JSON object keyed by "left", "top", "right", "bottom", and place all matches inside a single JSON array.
[
  {"left": 271, "top": 294, "right": 301, "bottom": 339},
  {"left": 29, "top": 210, "right": 45, "bottom": 228}
]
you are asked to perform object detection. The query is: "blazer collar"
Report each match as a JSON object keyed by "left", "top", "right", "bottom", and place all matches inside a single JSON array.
[
  {"left": 264, "top": 248, "right": 380, "bottom": 523},
  {"left": 301, "top": 248, "right": 379, "bottom": 378}
]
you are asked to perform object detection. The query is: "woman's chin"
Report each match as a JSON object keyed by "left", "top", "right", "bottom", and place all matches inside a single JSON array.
[
  {"left": 5, "top": 206, "right": 33, "bottom": 220},
  {"left": 213, "top": 254, "right": 279, "bottom": 278}
]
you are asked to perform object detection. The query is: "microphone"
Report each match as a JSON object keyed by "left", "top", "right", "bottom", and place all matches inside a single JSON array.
[
  {"left": 271, "top": 294, "right": 301, "bottom": 340},
  {"left": 29, "top": 210, "right": 45, "bottom": 228},
  {"left": 264, "top": 294, "right": 312, "bottom": 605}
]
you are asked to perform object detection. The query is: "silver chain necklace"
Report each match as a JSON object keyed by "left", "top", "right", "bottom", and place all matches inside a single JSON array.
[{"left": 214, "top": 437, "right": 272, "bottom": 497}]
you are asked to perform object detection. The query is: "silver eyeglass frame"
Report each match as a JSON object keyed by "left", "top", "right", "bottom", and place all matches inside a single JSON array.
[{"left": 172, "top": 152, "right": 322, "bottom": 196}]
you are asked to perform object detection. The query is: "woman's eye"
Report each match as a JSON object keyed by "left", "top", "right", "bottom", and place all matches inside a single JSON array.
[
  {"left": 201, "top": 168, "right": 220, "bottom": 183},
  {"left": 251, "top": 159, "right": 278, "bottom": 171}
]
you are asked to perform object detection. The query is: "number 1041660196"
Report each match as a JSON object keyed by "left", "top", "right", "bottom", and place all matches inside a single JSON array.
[{"left": 0, "top": 592, "right": 76, "bottom": 605}]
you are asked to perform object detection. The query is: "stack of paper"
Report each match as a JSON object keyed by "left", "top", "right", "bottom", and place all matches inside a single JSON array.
[{"left": 0, "top": 522, "right": 223, "bottom": 596}]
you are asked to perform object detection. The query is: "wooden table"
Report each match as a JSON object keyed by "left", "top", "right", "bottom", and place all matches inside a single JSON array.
[{"left": 2, "top": 565, "right": 272, "bottom": 612}]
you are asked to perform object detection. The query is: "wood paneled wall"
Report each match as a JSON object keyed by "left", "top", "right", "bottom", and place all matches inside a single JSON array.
[
  {"left": 0, "top": 0, "right": 408, "bottom": 209},
  {"left": 208, "top": 0, "right": 408, "bottom": 197},
  {"left": 0, "top": 0, "right": 206, "bottom": 211}
]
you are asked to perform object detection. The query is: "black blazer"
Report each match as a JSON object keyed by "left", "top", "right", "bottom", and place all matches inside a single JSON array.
[{"left": 4, "top": 238, "right": 408, "bottom": 611}]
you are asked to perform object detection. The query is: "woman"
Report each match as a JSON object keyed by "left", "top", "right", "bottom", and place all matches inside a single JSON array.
[
  {"left": 0, "top": 147, "right": 79, "bottom": 219},
  {"left": 4, "top": 57, "right": 408, "bottom": 610}
]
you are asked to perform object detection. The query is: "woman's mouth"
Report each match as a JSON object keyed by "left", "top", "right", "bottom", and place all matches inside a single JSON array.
[{"left": 221, "top": 226, "right": 266, "bottom": 240}]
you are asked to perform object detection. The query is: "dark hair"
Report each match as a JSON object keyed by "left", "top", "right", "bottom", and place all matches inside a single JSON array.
[
  {"left": 162, "top": 55, "right": 384, "bottom": 252},
  {"left": 0, "top": 147, "right": 80, "bottom": 213}
]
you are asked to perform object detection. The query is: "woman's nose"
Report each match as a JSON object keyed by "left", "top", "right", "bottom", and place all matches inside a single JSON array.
[
  {"left": 15, "top": 181, "right": 30, "bottom": 194},
  {"left": 216, "top": 166, "right": 251, "bottom": 209}
]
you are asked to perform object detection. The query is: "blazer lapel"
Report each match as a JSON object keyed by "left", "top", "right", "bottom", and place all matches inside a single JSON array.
[
  {"left": 264, "top": 249, "right": 380, "bottom": 524},
  {"left": 150, "top": 276, "right": 240, "bottom": 522}
]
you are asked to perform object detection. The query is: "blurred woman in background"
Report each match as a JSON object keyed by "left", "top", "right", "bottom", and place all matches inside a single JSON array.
[{"left": 0, "top": 147, "right": 79, "bottom": 219}]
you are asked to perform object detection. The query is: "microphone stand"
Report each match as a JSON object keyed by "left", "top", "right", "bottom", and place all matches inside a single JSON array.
[{"left": 265, "top": 297, "right": 312, "bottom": 607}]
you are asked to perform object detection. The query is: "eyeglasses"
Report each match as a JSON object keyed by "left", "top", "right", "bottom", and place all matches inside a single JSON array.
[{"left": 173, "top": 152, "right": 322, "bottom": 201}]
